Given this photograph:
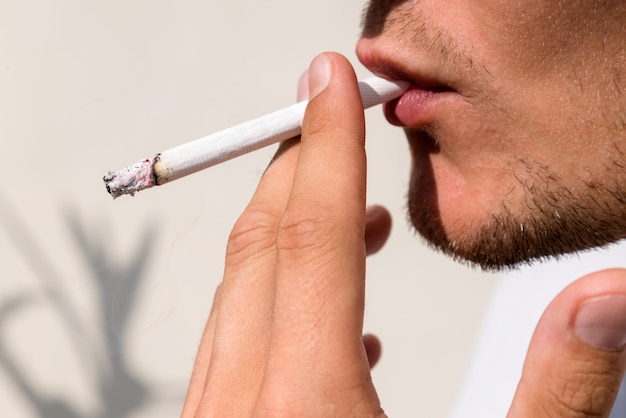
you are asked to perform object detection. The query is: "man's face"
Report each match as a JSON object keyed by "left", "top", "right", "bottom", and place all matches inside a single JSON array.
[{"left": 357, "top": 0, "right": 626, "bottom": 269}]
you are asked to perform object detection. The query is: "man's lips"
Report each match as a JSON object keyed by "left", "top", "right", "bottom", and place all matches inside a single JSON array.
[{"left": 383, "top": 84, "right": 456, "bottom": 127}]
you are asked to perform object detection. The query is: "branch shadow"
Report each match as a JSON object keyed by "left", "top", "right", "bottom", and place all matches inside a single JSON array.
[
  {"left": 64, "top": 208, "right": 154, "bottom": 418},
  {"left": 0, "top": 293, "right": 81, "bottom": 418},
  {"left": 0, "top": 190, "right": 181, "bottom": 417}
]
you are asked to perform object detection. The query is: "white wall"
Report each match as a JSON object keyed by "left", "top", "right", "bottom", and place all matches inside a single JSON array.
[{"left": 0, "top": 1, "right": 497, "bottom": 417}]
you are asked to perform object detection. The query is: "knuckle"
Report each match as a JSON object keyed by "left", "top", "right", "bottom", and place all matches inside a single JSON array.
[
  {"left": 226, "top": 206, "right": 279, "bottom": 266},
  {"left": 276, "top": 201, "right": 341, "bottom": 258},
  {"left": 544, "top": 363, "right": 623, "bottom": 417}
]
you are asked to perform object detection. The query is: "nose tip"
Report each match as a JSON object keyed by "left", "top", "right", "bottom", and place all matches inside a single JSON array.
[
  {"left": 355, "top": 37, "right": 369, "bottom": 66},
  {"left": 355, "top": 37, "right": 377, "bottom": 72},
  {"left": 355, "top": 36, "right": 392, "bottom": 78}
]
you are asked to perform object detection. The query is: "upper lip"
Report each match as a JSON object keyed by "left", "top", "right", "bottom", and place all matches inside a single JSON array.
[
  {"left": 357, "top": 38, "right": 464, "bottom": 130},
  {"left": 368, "top": 65, "right": 452, "bottom": 93},
  {"left": 356, "top": 39, "right": 456, "bottom": 93}
]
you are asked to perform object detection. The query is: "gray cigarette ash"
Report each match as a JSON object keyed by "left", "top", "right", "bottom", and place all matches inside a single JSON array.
[{"left": 103, "top": 158, "right": 156, "bottom": 199}]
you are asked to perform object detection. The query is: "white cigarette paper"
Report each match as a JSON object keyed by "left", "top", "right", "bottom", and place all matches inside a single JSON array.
[{"left": 103, "top": 76, "right": 410, "bottom": 199}]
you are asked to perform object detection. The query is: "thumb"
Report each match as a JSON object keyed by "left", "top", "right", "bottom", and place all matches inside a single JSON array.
[{"left": 508, "top": 268, "right": 626, "bottom": 418}]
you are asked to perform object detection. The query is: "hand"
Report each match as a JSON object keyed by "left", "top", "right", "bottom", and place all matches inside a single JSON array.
[
  {"left": 180, "top": 51, "right": 626, "bottom": 418},
  {"left": 508, "top": 268, "right": 626, "bottom": 417},
  {"left": 180, "top": 52, "right": 388, "bottom": 417}
]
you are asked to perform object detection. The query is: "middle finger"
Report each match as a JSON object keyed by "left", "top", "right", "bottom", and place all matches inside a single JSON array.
[{"left": 195, "top": 138, "right": 302, "bottom": 414}]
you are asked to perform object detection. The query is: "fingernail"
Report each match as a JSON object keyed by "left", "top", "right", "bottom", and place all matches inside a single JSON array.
[
  {"left": 308, "top": 54, "right": 332, "bottom": 99},
  {"left": 574, "top": 295, "right": 626, "bottom": 350},
  {"left": 297, "top": 70, "right": 309, "bottom": 101}
]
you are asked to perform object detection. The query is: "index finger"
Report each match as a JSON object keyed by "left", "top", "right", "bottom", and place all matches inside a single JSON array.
[
  {"left": 278, "top": 52, "right": 367, "bottom": 270},
  {"left": 277, "top": 51, "right": 367, "bottom": 331},
  {"left": 266, "top": 53, "right": 373, "bottom": 397}
]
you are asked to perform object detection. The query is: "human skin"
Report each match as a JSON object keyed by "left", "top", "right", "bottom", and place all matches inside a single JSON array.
[
  {"left": 181, "top": 53, "right": 626, "bottom": 418},
  {"left": 181, "top": 0, "right": 626, "bottom": 416},
  {"left": 357, "top": 0, "right": 626, "bottom": 269}
]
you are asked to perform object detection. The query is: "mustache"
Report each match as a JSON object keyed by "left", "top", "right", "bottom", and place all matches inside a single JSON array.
[{"left": 359, "top": 1, "right": 479, "bottom": 84}]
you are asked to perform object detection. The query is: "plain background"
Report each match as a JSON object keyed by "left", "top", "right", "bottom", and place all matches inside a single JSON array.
[{"left": 0, "top": 1, "right": 498, "bottom": 416}]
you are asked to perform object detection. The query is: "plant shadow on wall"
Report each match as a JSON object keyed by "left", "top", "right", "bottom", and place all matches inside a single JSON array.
[{"left": 0, "top": 190, "right": 184, "bottom": 417}]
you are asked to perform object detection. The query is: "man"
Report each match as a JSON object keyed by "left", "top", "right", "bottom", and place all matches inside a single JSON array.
[{"left": 181, "top": 1, "right": 626, "bottom": 416}]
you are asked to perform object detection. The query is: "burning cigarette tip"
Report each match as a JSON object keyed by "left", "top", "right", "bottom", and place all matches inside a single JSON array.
[{"left": 103, "top": 157, "right": 157, "bottom": 199}]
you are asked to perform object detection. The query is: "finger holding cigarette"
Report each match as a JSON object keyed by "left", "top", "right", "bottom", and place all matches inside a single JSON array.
[{"left": 102, "top": 75, "right": 409, "bottom": 199}]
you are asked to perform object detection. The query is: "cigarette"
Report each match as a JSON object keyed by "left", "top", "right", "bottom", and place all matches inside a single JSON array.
[{"left": 103, "top": 76, "right": 410, "bottom": 199}]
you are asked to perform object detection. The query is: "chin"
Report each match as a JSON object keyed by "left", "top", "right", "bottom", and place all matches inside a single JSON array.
[{"left": 406, "top": 154, "right": 626, "bottom": 272}]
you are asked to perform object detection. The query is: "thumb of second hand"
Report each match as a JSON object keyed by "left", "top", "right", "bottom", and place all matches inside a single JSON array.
[{"left": 508, "top": 269, "right": 626, "bottom": 418}]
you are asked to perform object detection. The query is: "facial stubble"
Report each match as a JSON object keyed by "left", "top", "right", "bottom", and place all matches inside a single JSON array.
[{"left": 407, "top": 154, "right": 626, "bottom": 271}]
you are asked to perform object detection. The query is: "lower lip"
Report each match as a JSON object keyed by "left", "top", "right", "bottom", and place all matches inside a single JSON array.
[{"left": 384, "top": 85, "right": 452, "bottom": 127}]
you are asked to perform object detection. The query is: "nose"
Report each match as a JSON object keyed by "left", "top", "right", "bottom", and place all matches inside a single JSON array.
[
  {"left": 355, "top": 34, "right": 397, "bottom": 79},
  {"left": 356, "top": 0, "right": 414, "bottom": 76},
  {"left": 355, "top": 37, "right": 375, "bottom": 72}
]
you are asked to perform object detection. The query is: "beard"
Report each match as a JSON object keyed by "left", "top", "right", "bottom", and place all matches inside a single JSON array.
[{"left": 407, "top": 142, "right": 626, "bottom": 271}]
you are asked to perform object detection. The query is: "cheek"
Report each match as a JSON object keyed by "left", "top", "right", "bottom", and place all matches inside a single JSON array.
[
  {"left": 406, "top": 98, "right": 561, "bottom": 238},
  {"left": 470, "top": 0, "right": 615, "bottom": 81},
  {"left": 431, "top": 97, "right": 524, "bottom": 177}
]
